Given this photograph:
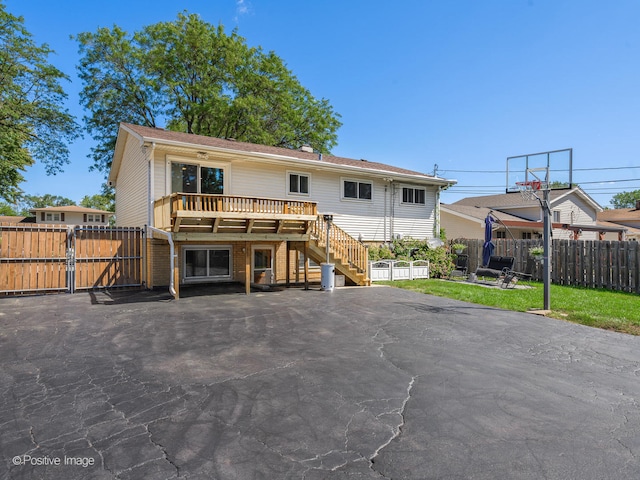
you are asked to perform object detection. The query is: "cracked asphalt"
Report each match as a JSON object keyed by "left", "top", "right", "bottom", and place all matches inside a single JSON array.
[{"left": 1, "top": 284, "right": 639, "bottom": 479}]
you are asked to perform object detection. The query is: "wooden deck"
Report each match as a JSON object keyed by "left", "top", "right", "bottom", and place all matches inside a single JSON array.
[{"left": 154, "top": 193, "right": 318, "bottom": 240}]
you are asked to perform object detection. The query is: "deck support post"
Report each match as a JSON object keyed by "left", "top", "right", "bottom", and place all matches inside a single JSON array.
[{"left": 245, "top": 241, "right": 251, "bottom": 295}]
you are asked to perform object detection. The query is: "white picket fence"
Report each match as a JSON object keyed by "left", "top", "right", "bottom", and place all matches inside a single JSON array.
[{"left": 368, "top": 260, "right": 430, "bottom": 282}]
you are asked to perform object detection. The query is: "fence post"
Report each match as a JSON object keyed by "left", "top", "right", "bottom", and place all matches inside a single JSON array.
[{"left": 66, "top": 227, "right": 76, "bottom": 294}]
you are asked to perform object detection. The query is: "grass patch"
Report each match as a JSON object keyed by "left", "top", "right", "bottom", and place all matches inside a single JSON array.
[{"left": 380, "top": 279, "right": 640, "bottom": 335}]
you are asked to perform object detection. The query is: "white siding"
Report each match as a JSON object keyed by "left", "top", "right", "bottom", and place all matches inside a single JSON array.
[
  {"left": 552, "top": 195, "right": 598, "bottom": 240},
  {"left": 228, "top": 163, "right": 436, "bottom": 242},
  {"left": 115, "top": 136, "right": 148, "bottom": 227},
  {"left": 140, "top": 147, "right": 440, "bottom": 242}
]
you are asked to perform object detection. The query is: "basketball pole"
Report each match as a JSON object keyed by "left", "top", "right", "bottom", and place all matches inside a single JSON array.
[{"left": 542, "top": 188, "right": 551, "bottom": 311}]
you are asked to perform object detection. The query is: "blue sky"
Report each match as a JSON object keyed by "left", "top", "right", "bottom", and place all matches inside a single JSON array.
[{"left": 6, "top": 0, "right": 640, "bottom": 207}]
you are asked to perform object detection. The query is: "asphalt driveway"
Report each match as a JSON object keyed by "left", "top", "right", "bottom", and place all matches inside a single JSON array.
[{"left": 1, "top": 284, "right": 639, "bottom": 479}]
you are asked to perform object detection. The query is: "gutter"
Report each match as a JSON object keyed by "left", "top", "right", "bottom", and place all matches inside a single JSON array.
[{"left": 147, "top": 226, "right": 177, "bottom": 298}]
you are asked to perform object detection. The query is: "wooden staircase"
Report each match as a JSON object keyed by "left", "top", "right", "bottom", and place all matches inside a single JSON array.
[{"left": 304, "top": 217, "right": 370, "bottom": 286}]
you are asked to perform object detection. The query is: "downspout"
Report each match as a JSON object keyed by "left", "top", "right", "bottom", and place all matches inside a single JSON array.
[
  {"left": 383, "top": 183, "right": 387, "bottom": 243},
  {"left": 143, "top": 141, "right": 156, "bottom": 227},
  {"left": 148, "top": 226, "right": 177, "bottom": 298}
]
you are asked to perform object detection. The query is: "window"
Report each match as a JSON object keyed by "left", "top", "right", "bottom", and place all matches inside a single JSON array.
[
  {"left": 45, "top": 213, "right": 61, "bottom": 222},
  {"left": 343, "top": 179, "right": 372, "bottom": 200},
  {"left": 553, "top": 210, "right": 561, "bottom": 222},
  {"left": 288, "top": 173, "right": 310, "bottom": 195},
  {"left": 522, "top": 232, "right": 532, "bottom": 239},
  {"left": 402, "top": 187, "right": 426, "bottom": 205},
  {"left": 495, "top": 231, "right": 506, "bottom": 239},
  {"left": 171, "top": 162, "right": 224, "bottom": 194},
  {"left": 183, "top": 247, "right": 231, "bottom": 282}
]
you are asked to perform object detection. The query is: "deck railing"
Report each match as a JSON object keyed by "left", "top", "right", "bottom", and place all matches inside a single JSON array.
[
  {"left": 154, "top": 193, "right": 318, "bottom": 229},
  {"left": 311, "top": 216, "right": 369, "bottom": 275}
]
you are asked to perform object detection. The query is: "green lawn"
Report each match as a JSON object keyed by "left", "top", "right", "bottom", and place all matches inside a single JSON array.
[{"left": 380, "top": 279, "right": 640, "bottom": 335}]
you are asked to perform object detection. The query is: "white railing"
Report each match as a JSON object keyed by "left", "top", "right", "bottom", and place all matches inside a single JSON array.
[{"left": 368, "top": 260, "right": 430, "bottom": 282}]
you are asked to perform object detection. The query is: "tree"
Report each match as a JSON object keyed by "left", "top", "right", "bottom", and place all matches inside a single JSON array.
[
  {"left": 0, "top": 2, "right": 80, "bottom": 202},
  {"left": 0, "top": 202, "right": 18, "bottom": 216},
  {"left": 76, "top": 12, "right": 342, "bottom": 175},
  {"left": 17, "top": 193, "right": 75, "bottom": 216},
  {"left": 80, "top": 192, "right": 114, "bottom": 212},
  {"left": 611, "top": 190, "right": 640, "bottom": 209}
]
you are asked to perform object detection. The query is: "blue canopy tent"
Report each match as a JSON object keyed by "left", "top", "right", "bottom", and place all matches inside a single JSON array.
[{"left": 482, "top": 215, "right": 495, "bottom": 267}]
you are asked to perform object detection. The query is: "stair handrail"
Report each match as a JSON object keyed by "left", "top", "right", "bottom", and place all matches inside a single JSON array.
[{"left": 311, "top": 216, "right": 369, "bottom": 277}]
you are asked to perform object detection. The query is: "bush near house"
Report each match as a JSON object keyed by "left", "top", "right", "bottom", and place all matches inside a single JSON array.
[{"left": 369, "top": 237, "right": 454, "bottom": 278}]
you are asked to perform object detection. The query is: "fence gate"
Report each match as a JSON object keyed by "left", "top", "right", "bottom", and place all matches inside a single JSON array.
[{"left": 0, "top": 223, "right": 144, "bottom": 295}]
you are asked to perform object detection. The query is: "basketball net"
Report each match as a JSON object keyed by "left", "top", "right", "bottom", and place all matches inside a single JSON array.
[{"left": 516, "top": 181, "right": 542, "bottom": 201}]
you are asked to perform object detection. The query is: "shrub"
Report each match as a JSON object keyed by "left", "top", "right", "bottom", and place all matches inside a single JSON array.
[{"left": 368, "top": 237, "right": 455, "bottom": 278}]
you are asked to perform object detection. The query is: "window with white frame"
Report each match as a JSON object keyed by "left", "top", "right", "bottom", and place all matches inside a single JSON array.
[
  {"left": 171, "top": 162, "right": 224, "bottom": 194},
  {"left": 288, "top": 172, "right": 310, "bottom": 195},
  {"left": 553, "top": 210, "right": 561, "bottom": 222},
  {"left": 402, "top": 187, "right": 426, "bottom": 205},
  {"left": 183, "top": 246, "right": 232, "bottom": 282},
  {"left": 45, "top": 213, "right": 61, "bottom": 222},
  {"left": 342, "top": 179, "right": 372, "bottom": 200}
]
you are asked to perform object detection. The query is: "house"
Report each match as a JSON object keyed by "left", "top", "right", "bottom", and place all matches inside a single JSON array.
[
  {"left": 441, "top": 204, "right": 548, "bottom": 241},
  {"left": 108, "top": 123, "right": 455, "bottom": 296},
  {"left": 597, "top": 201, "right": 640, "bottom": 241},
  {"left": 444, "top": 187, "right": 625, "bottom": 241},
  {"left": 30, "top": 206, "right": 114, "bottom": 226}
]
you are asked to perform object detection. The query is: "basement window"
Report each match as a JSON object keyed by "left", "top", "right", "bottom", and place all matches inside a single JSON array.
[{"left": 183, "top": 246, "right": 232, "bottom": 282}]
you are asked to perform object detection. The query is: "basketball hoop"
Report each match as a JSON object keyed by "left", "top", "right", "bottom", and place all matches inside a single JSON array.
[{"left": 516, "top": 180, "right": 543, "bottom": 201}]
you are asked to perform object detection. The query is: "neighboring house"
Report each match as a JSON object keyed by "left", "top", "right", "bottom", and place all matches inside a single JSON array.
[
  {"left": 445, "top": 187, "right": 625, "bottom": 240},
  {"left": 30, "top": 206, "right": 114, "bottom": 226},
  {"left": 597, "top": 202, "right": 640, "bottom": 241},
  {"left": 441, "top": 204, "right": 548, "bottom": 241},
  {"left": 108, "top": 123, "right": 455, "bottom": 295},
  {"left": 0, "top": 216, "right": 34, "bottom": 224}
]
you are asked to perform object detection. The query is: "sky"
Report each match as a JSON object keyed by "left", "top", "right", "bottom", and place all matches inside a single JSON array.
[{"left": 5, "top": 0, "right": 640, "bottom": 208}]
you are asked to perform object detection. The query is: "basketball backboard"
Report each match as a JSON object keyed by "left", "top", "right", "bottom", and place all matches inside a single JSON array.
[{"left": 506, "top": 148, "right": 573, "bottom": 193}]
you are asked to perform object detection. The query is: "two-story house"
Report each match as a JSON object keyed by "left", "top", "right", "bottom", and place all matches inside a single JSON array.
[{"left": 108, "top": 123, "right": 455, "bottom": 296}]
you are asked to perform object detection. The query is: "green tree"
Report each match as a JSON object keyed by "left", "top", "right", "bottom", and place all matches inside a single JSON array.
[
  {"left": 80, "top": 192, "right": 114, "bottom": 212},
  {"left": 0, "top": 202, "right": 18, "bottom": 216},
  {"left": 0, "top": 2, "right": 80, "bottom": 201},
  {"left": 611, "top": 190, "right": 640, "bottom": 209},
  {"left": 76, "top": 12, "right": 341, "bottom": 175}
]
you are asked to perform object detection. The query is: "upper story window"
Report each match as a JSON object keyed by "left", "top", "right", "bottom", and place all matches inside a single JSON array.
[
  {"left": 343, "top": 179, "right": 372, "bottom": 200},
  {"left": 171, "top": 162, "right": 224, "bottom": 194},
  {"left": 553, "top": 210, "right": 561, "bottom": 222},
  {"left": 288, "top": 172, "right": 310, "bottom": 195},
  {"left": 402, "top": 187, "right": 426, "bottom": 205},
  {"left": 45, "top": 213, "right": 61, "bottom": 222}
]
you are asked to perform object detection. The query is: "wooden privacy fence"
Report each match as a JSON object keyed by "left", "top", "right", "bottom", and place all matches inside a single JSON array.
[
  {"left": 0, "top": 223, "right": 144, "bottom": 295},
  {"left": 453, "top": 238, "right": 640, "bottom": 294}
]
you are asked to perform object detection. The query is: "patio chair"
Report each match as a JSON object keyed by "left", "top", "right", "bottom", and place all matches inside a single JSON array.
[
  {"left": 501, "top": 257, "right": 535, "bottom": 289},
  {"left": 474, "top": 256, "right": 515, "bottom": 282},
  {"left": 449, "top": 254, "right": 468, "bottom": 279}
]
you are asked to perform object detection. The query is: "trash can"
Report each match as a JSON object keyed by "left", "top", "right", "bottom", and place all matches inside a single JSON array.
[{"left": 321, "top": 263, "right": 335, "bottom": 291}]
